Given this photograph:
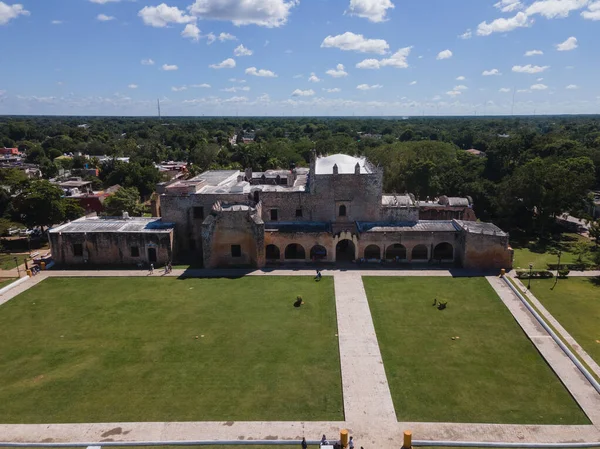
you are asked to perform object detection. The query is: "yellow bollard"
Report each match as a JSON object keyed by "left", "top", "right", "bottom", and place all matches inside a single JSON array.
[
  {"left": 340, "top": 429, "right": 349, "bottom": 448},
  {"left": 26, "top": 269, "right": 32, "bottom": 277},
  {"left": 41, "top": 262, "right": 46, "bottom": 270},
  {"left": 402, "top": 430, "right": 412, "bottom": 449},
  {"left": 500, "top": 268, "right": 506, "bottom": 278}
]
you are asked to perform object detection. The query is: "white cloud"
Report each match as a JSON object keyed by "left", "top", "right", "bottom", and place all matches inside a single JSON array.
[
  {"left": 566, "top": 65, "right": 575, "bottom": 69},
  {"left": 326, "top": 63, "right": 348, "bottom": 77},
  {"left": 308, "top": 72, "right": 321, "bottom": 83},
  {"left": 437, "top": 49, "right": 453, "bottom": 60},
  {"left": 357, "top": 84, "right": 382, "bottom": 90},
  {"left": 556, "top": 36, "right": 578, "bottom": 51},
  {"left": 234, "top": 44, "right": 253, "bottom": 56},
  {"left": 209, "top": 58, "right": 236, "bottom": 69},
  {"left": 293, "top": 74, "right": 303, "bottom": 79},
  {"left": 356, "top": 46, "right": 412, "bottom": 69},
  {"left": 141, "top": 58, "right": 155, "bottom": 65},
  {"left": 229, "top": 78, "right": 246, "bottom": 83},
  {"left": 531, "top": 83, "right": 548, "bottom": 90},
  {"left": 192, "top": 83, "right": 211, "bottom": 88},
  {"left": 454, "top": 85, "right": 468, "bottom": 90},
  {"left": 525, "top": 49, "right": 544, "bottom": 56},
  {"left": 323, "top": 88, "right": 341, "bottom": 93},
  {"left": 477, "top": 12, "right": 532, "bottom": 36},
  {"left": 128, "top": 84, "right": 138, "bottom": 89},
  {"left": 459, "top": 29, "right": 472, "bottom": 39},
  {"left": 182, "top": 23, "right": 201, "bottom": 41},
  {"left": 161, "top": 64, "right": 179, "bottom": 71},
  {"left": 482, "top": 68, "right": 501, "bottom": 76},
  {"left": 188, "top": 0, "right": 298, "bottom": 27},
  {"left": 97, "top": 14, "right": 115, "bottom": 21},
  {"left": 205, "top": 32, "right": 216, "bottom": 44},
  {"left": 566, "top": 84, "right": 579, "bottom": 89},
  {"left": 221, "top": 86, "right": 250, "bottom": 92},
  {"left": 517, "top": 88, "right": 532, "bottom": 93},
  {"left": 409, "top": 81, "right": 417, "bottom": 85},
  {"left": 432, "top": 95, "right": 442, "bottom": 101},
  {"left": 499, "top": 87, "right": 512, "bottom": 92},
  {"left": 537, "top": 77, "right": 544, "bottom": 81},
  {"left": 321, "top": 31, "right": 389, "bottom": 54},
  {"left": 0, "top": 1, "right": 29, "bottom": 25},
  {"left": 246, "top": 67, "right": 277, "bottom": 77},
  {"left": 446, "top": 90, "right": 462, "bottom": 97},
  {"left": 582, "top": 1, "right": 600, "bottom": 19},
  {"left": 138, "top": 3, "right": 195, "bottom": 27},
  {"left": 512, "top": 64, "right": 550, "bottom": 73},
  {"left": 219, "top": 32, "right": 237, "bottom": 41},
  {"left": 51, "top": 20, "right": 63, "bottom": 25},
  {"left": 172, "top": 86, "right": 188, "bottom": 92},
  {"left": 525, "top": 0, "right": 589, "bottom": 18},
  {"left": 494, "top": 0, "right": 523, "bottom": 12},
  {"left": 291, "top": 89, "right": 315, "bottom": 97},
  {"left": 456, "top": 76, "right": 466, "bottom": 81},
  {"left": 347, "top": 0, "right": 395, "bottom": 23}
]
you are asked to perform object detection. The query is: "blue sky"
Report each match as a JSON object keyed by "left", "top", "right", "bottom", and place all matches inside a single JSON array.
[{"left": 0, "top": 0, "right": 599, "bottom": 116}]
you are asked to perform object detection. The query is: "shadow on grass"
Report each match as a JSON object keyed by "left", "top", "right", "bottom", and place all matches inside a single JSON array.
[{"left": 586, "top": 276, "right": 600, "bottom": 287}]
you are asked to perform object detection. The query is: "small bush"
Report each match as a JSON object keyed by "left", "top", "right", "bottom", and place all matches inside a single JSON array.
[
  {"left": 558, "top": 269, "right": 570, "bottom": 278},
  {"left": 516, "top": 270, "right": 554, "bottom": 279}
]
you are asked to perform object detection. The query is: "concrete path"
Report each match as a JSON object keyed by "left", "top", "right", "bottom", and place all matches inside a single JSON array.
[
  {"left": 1, "top": 270, "right": 600, "bottom": 446},
  {"left": 487, "top": 276, "right": 600, "bottom": 425},
  {"left": 510, "top": 276, "right": 600, "bottom": 380},
  {"left": 333, "top": 272, "right": 397, "bottom": 424}
]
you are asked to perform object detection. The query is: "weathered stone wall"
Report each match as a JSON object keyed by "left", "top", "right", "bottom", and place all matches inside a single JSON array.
[
  {"left": 49, "top": 231, "right": 173, "bottom": 266},
  {"left": 462, "top": 231, "right": 513, "bottom": 271},
  {"left": 419, "top": 207, "right": 477, "bottom": 221},
  {"left": 265, "top": 231, "right": 335, "bottom": 262},
  {"left": 357, "top": 231, "right": 462, "bottom": 263},
  {"left": 201, "top": 209, "right": 265, "bottom": 268},
  {"left": 381, "top": 206, "right": 419, "bottom": 222}
]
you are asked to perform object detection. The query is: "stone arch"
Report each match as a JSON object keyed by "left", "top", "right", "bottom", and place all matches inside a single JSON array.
[
  {"left": 310, "top": 245, "right": 327, "bottom": 261},
  {"left": 336, "top": 239, "right": 355, "bottom": 262},
  {"left": 364, "top": 245, "right": 381, "bottom": 260},
  {"left": 385, "top": 243, "right": 407, "bottom": 260},
  {"left": 412, "top": 244, "right": 429, "bottom": 261},
  {"left": 266, "top": 244, "right": 280, "bottom": 260},
  {"left": 285, "top": 243, "right": 305, "bottom": 260},
  {"left": 434, "top": 242, "right": 454, "bottom": 261}
]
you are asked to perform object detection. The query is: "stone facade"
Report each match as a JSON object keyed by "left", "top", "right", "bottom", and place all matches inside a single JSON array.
[
  {"left": 160, "top": 154, "right": 513, "bottom": 271},
  {"left": 49, "top": 216, "right": 174, "bottom": 267}
]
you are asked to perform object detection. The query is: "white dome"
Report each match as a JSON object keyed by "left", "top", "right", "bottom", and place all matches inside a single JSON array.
[{"left": 315, "top": 154, "right": 371, "bottom": 175}]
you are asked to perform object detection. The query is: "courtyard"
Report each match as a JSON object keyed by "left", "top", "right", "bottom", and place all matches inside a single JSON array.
[
  {"left": 363, "top": 276, "right": 589, "bottom": 424},
  {"left": 0, "top": 276, "right": 343, "bottom": 423},
  {"left": 528, "top": 277, "right": 600, "bottom": 365}
]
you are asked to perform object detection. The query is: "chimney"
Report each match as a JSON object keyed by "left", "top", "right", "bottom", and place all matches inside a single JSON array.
[
  {"left": 244, "top": 167, "right": 252, "bottom": 182},
  {"left": 333, "top": 163, "right": 338, "bottom": 175},
  {"left": 122, "top": 211, "right": 130, "bottom": 220},
  {"left": 355, "top": 162, "right": 360, "bottom": 174}
]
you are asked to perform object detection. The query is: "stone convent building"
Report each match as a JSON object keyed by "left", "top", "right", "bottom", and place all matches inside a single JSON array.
[{"left": 156, "top": 154, "right": 512, "bottom": 270}]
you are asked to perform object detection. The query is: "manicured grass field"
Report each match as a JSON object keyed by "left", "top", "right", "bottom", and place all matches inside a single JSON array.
[
  {"left": 0, "top": 277, "right": 342, "bottom": 423},
  {"left": 0, "top": 253, "right": 28, "bottom": 271},
  {"left": 529, "top": 277, "right": 600, "bottom": 365},
  {"left": 363, "top": 277, "right": 589, "bottom": 424},
  {"left": 511, "top": 233, "right": 596, "bottom": 270}
]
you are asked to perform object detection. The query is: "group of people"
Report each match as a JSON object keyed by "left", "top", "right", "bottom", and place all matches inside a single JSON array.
[
  {"left": 147, "top": 261, "right": 172, "bottom": 275},
  {"left": 301, "top": 435, "right": 355, "bottom": 449}
]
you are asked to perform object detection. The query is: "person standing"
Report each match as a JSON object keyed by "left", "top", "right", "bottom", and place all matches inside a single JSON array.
[
  {"left": 149, "top": 263, "right": 154, "bottom": 274},
  {"left": 349, "top": 436, "right": 354, "bottom": 449},
  {"left": 301, "top": 437, "right": 308, "bottom": 449}
]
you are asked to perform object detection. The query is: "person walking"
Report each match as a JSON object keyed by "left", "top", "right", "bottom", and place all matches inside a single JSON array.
[
  {"left": 301, "top": 437, "right": 308, "bottom": 449},
  {"left": 349, "top": 436, "right": 354, "bottom": 449},
  {"left": 149, "top": 263, "right": 154, "bottom": 275}
]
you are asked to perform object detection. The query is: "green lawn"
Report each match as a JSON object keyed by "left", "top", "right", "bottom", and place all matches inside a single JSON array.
[
  {"left": 0, "top": 253, "right": 28, "bottom": 271},
  {"left": 529, "top": 277, "right": 600, "bottom": 365},
  {"left": 363, "top": 277, "right": 589, "bottom": 424},
  {"left": 512, "top": 233, "right": 596, "bottom": 270},
  {"left": 0, "top": 277, "right": 342, "bottom": 423}
]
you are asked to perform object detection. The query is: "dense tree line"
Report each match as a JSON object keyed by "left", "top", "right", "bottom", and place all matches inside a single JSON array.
[{"left": 0, "top": 115, "right": 599, "bottom": 236}]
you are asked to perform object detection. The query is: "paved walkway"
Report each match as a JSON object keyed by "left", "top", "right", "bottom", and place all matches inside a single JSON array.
[
  {"left": 333, "top": 272, "right": 397, "bottom": 424},
  {"left": 487, "top": 276, "right": 600, "bottom": 424},
  {"left": 1, "top": 270, "right": 600, "bottom": 446},
  {"left": 510, "top": 276, "right": 600, "bottom": 380}
]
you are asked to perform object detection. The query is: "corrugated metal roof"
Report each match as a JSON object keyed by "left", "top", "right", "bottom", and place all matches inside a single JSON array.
[
  {"left": 49, "top": 217, "right": 174, "bottom": 234},
  {"left": 358, "top": 220, "right": 459, "bottom": 233}
]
